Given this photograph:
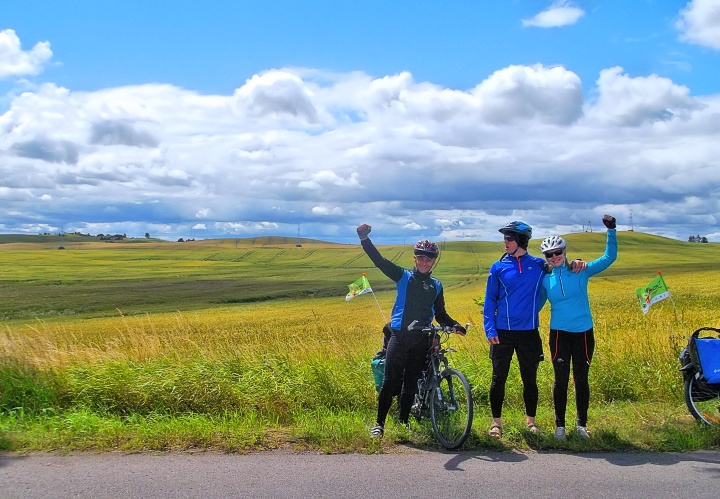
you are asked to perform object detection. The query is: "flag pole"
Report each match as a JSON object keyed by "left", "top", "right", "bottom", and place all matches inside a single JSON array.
[
  {"left": 658, "top": 271, "right": 684, "bottom": 330},
  {"left": 369, "top": 287, "right": 387, "bottom": 324},
  {"left": 656, "top": 270, "right": 688, "bottom": 337}
]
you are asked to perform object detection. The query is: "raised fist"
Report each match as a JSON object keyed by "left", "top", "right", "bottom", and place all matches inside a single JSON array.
[
  {"left": 602, "top": 215, "right": 616, "bottom": 230},
  {"left": 357, "top": 224, "right": 371, "bottom": 240}
]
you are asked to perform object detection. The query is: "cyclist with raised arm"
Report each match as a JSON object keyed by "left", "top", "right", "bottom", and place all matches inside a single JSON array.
[
  {"left": 539, "top": 215, "right": 617, "bottom": 440},
  {"left": 356, "top": 223, "right": 466, "bottom": 438}
]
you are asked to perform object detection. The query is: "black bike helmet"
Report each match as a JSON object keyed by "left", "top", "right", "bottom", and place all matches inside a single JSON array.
[
  {"left": 499, "top": 221, "right": 532, "bottom": 250},
  {"left": 498, "top": 221, "right": 532, "bottom": 239},
  {"left": 414, "top": 240, "right": 439, "bottom": 259}
]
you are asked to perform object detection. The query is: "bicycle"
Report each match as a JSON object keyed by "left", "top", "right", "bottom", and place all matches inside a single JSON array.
[
  {"left": 408, "top": 320, "right": 473, "bottom": 450},
  {"left": 678, "top": 327, "right": 720, "bottom": 427}
]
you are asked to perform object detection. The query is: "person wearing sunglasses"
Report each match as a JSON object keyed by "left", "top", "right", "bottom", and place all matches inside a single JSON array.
[
  {"left": 356, "top": 223, "right": 466, "bottom": 439},
  {"left": 539, "top": 214, "right": 617, "bottom": 441},
  {"left": 483, "top": 221, "right": 586, "bottom": 439}
]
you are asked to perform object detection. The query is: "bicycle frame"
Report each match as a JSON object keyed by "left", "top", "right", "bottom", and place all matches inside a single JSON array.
[
  {"left": 415, "top": 331, "right": 451, "bottom": 409},
  {"left": 408, "top": 321, "right": 473, "bottom": 449}
]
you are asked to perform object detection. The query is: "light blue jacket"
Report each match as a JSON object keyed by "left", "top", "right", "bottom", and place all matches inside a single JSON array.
[{"left": 539, "top": 230, "right": 617, "bottom": 332}]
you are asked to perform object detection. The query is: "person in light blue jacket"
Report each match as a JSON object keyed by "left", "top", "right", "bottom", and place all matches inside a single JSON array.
[{"left": 539, "top": 214, "right": 617, "bottom": 441}]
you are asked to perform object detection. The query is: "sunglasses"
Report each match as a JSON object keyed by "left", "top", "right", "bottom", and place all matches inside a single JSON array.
[
  {"left": 414, "top": 255, "right": 436, "bottom": 263},
  {"left": 544, "top": 250, "right": 564, "bottom": 258},
  {"left": 503, "top": 235, "right": 517, "bottom": 242}
]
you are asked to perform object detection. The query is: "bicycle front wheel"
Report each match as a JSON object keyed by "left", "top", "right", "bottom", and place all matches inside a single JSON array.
[
  {"left": 684, "top": 377, "right": 720, "bottom": 427},
  {"left": 430, "top": 368, "right": 473, "bottom": 450}
]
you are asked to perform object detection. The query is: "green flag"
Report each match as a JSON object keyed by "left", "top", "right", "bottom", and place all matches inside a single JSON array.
[
  {"left": 636, "top": 273, "right": 670, "bottom": 314},
  {"left": 346, "top": 274, "right": 372, "bottom": 301}
]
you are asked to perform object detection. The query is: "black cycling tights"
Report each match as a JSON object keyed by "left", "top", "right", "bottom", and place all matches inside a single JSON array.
[
  {"left": 550, "top": 328, "right": 595, "bottom": 427},
  {"left": 489, "top": 329, "right": 544, "bottom": 419},
  {"left": 376, "top": 330, "right": 429, "bottom": 426}
]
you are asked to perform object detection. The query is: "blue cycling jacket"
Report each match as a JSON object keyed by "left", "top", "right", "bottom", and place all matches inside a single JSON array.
[
  {"left": 540, "top": 230, "right": 617, "bottom": 332},
  {"left": 361, "top": 238, "right": 457, "bottom": 332},
  {"left": 483, "top": 252, "right": 546, "bottom": 339}
]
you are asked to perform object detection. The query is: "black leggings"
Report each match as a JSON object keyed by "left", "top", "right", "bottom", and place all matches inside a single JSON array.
[
  {"left": 489, "top": 329, "right": 544, "bottom": 419},
  {"left": 550, "top": 328, "right": 595, "bottom": 427},
  {"left": 376, "top": 330, "right": 429, "bottom": 426}
]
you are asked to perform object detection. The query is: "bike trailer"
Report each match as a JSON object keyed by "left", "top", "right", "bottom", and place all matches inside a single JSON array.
[{"left": 689, "top": 328, "right": 720, "bottom": 384}]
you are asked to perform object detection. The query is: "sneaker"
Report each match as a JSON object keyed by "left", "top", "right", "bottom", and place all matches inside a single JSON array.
[
  {"left": 577, "top": 426, "right": 590, "bottom": 439},
  {"left": 370, "top": 424, "right": 384, "bottom": 438},
  {"left": 554, "top": 426, "right": 566, "bottom": 441}
]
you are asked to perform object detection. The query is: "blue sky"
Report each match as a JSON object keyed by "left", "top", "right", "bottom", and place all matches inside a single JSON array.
[{"left": 1, "top": 0, "right": 719, "bottom": 244}]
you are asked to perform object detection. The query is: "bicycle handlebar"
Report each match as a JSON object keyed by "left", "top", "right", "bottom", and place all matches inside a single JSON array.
[{"left": 407, "top": 320, "right": 469, "bottom": 334}]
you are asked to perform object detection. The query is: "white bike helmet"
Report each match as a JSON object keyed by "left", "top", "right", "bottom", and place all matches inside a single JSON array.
[{"left": 540, "top": 236, "right": 566, "bottom": 254}]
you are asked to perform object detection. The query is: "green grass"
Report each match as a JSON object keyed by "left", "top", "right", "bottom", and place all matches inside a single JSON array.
[{"left": 1, "top": 231, "right": 720, "bottom": 453}]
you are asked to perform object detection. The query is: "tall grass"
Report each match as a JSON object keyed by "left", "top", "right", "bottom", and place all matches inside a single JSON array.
[{"left": 2, "top": 232, "right": 720, "bottom": 452}]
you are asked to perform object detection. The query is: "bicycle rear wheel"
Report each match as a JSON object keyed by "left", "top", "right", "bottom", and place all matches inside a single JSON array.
[
  {"left": 430, "top": 368, "right": 473, "bottom": 450},
  {"left": 684, "top": 377, "right": 720, "bottom": 427}
]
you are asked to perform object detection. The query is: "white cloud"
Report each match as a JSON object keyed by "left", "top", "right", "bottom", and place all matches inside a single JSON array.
[
  {"left": 311, "top": 205, "right": 344, "bottom": 216},
  {"left": 522, "top": 2, "right": 585, "bottom": 28},
  {"left": 0, "top": 29, "right": 53, "bottom": 79},
  {"left": 472, "top": 64, "right": 584, "bottom": 125},
  {"left": 232, "top": 70, "right": 318, "bottom": 123},
  {"left": 1, "top": 28, "right": 719, "bottom": 243},
  {"left": 587, "top": 66, "right": 702, "bottom": 126},
  {"left": 676, "top": 0, "right": 720, "bottom": 50}
]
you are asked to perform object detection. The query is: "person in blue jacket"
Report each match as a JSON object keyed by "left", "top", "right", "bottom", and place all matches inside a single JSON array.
[
  {"left": 539, "top": 214, "right": 617, "bottom": 440},
  {"left": 483, "top": 221, "right": 585, "bottom": 439},
  {"left": 357, "top": 223, "right": 466, "bottom": 439}
]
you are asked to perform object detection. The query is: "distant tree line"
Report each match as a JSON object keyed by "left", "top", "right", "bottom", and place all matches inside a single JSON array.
[
  {"left": 688, "top": 235, "right": 709, "bottom": 243},
  {"left": 97, "top": 233, "right": 128, "bottom": 240},
  {"left": 39, "top": 231, "right": 138, "bottom": 240}
]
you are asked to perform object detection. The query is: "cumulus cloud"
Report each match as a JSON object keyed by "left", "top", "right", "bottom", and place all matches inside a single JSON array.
[
  {"left": 587, "top": 67, "right": 703, "bottom": 126},
  {"left": 472, "top": 65, "right": 584, "bottom": 126},
  {"left": 522, "top": 2, "right": 585, "bottom": 28},
  {"left": 1, "top": 30, "right": 719, "bottom": 243},
  {"left": 0, "top": 29, "right": 53, "bottom": 79},
  {"left": 232, "top": 70, "right": 318, "bottom": 122},
  {"left": 676, "top": 0, "right": 720, "bottom": 50}
]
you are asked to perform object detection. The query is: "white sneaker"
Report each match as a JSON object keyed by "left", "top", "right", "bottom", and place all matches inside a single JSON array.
[
  {"left": 554, "top": 426, "right": 566, "bottom": 441},
  {"left": 577, "top": 426, "right": 590, "bottom": 439},
  {"left": 370, "top": 424, "right": 384, "bottom": 438}
]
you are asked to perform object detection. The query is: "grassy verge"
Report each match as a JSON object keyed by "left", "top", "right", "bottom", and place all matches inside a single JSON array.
[{"left": 2, "top": 303, "right": 719, "bottom": 453}]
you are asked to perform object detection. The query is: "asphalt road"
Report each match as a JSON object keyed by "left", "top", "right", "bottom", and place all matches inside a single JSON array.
[{"left": 1, "top": 449, "right": 719, "bottom": 498}]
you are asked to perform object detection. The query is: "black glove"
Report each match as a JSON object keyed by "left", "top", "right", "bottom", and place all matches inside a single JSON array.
[
  {"left": 357, "top": 224, "right": 371, "bottom": 240},
  {"left": 602, "top": 215, "right": 616, "bottom": 229}
]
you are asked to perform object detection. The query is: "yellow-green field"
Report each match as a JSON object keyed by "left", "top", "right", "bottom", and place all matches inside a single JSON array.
[{"left": 1, "top": 231, "right": 719, "bottom": 453}]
